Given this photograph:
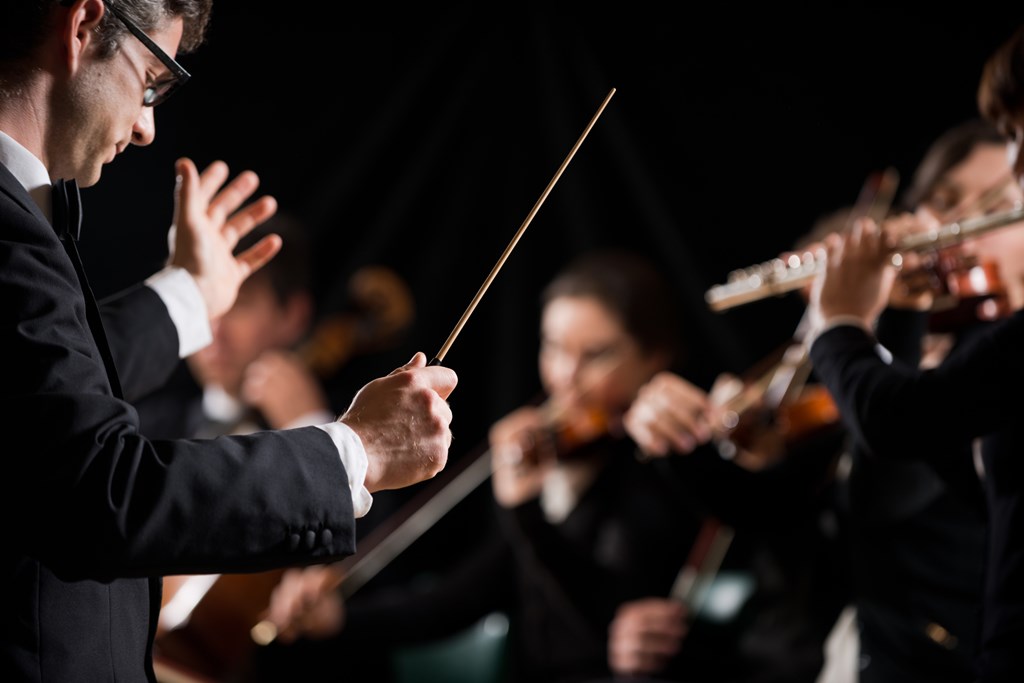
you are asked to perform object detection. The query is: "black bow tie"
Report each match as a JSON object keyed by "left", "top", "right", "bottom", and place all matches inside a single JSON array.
[{"left": 51, "top": 177, "right": 82, "bottom": 241}]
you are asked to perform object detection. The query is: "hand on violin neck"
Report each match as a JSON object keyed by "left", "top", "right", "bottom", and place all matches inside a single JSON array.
[
  {"left": 622, "top": 371, "right": 716, "bottom": 458},
  {"left": 489, "top": 399, "right": 615, "bottom": 507}
]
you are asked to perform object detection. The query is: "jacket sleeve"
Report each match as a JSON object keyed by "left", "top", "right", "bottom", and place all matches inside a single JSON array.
[
  {"left": 809, "top": 315, "right": 1024, "bottom": 459},
  {"left": 100, "top": 283, "right": 181, "bottom": 402},
  {"left": 1, "top": 192, "right": 357, "bottom": 583}
]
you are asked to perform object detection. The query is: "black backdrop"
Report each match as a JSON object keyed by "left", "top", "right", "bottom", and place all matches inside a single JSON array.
[{"left": 80, "top": 5, "right": 1024, "bottom": 466}]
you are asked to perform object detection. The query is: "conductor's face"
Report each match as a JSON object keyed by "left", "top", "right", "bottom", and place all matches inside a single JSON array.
[{"left": 57, "top": 5, "right": 184, "bottom": 186}]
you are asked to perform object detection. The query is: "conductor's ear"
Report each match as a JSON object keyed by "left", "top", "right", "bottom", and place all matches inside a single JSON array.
[{"left": 59, "top": 0, "right": 106, "bottom": 75}]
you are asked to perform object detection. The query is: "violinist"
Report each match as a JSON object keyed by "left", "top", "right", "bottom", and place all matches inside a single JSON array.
[
  {"left": 806, "top": 24, "right": 1024, "bottom": 682},
  {"left": 248, "top": 249, "right": 747, "bottom": 683},
  {"left": 609, "top": 331, "right": 850, "bottom": 680}
]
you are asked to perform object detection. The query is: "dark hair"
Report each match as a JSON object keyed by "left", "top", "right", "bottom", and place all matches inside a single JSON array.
[
  {"left": 899, "top": 118, "right": 1006, "bottom": 211},
  {"left": 1, "top": 0, "right": 212, "bottom": 67},
  {"left": 541, "top": 249, "right": 682, "bottom": 361},
  {"left": 979, "top": 25, "right": 1024, "bottom": 140},
  {"left": 236, "top": 212, "right": 313, "bottom": 305}
]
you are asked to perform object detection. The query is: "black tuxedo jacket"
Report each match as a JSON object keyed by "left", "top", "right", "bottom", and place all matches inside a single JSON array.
[
  {"left": 810, "top": 315, "right": 1024, "bottom": 682},
  {"left": 0, "top": 163, "right": 358, "bottom": 683}
]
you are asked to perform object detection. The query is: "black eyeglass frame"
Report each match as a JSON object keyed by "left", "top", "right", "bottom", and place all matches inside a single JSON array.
[{"left": 101, "top": 0, "right": 191, "bottom": 106}]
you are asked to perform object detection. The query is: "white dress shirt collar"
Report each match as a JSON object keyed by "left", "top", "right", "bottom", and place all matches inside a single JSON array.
[{"left": 0, "top": 129, "right": 53, "bottom": 221}]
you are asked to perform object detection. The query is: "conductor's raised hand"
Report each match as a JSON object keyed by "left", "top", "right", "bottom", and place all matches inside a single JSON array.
[
  {"left": 339, "top": 352, "right": 457, "bottom": 492},
  {"left": 168, "top": 157, "right": 281, "bottom": 320}
]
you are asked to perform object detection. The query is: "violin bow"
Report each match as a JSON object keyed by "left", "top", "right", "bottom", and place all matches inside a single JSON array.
[{"left": 429, "top": 87, "right": 616, "bottom": 366}]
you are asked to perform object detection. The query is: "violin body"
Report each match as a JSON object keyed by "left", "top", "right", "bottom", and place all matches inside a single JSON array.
[
  {"left": 552, "top": 405, "right": 615, "bottom": 459},
  {"left": 927, "top": 254, "right": 1011, "bottom": 331},
  {"left": 723, "top": 383, "right": 841, "bottom": 468},
  {"left": 714, "top": 334, "right": 843, "bottom": 469}
]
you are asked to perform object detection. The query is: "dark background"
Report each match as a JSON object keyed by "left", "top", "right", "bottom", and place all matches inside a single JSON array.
[{"left": 81, "top": 6, "right": 1024, "bottom": 470}]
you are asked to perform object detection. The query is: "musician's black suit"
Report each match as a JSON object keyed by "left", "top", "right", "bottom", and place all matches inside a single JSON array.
[
  {"left": 0, "top": 162, "right": 358, "bottom": 683},
  {"left": 810, "top": 313, "right": 1024, "bottom": 683}
]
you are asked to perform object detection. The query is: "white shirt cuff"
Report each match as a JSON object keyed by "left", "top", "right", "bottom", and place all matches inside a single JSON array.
[
  {"left": 316, "top": 422, "right": 373, "bottom": 518},
  {"left": 283, "top": 409, "right": 336, "bottom": 430},
  {"left": 144, "top": 266, "right": 212, "bottom": 358}
]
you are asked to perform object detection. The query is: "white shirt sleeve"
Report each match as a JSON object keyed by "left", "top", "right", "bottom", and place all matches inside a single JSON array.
[
  {"left": 144, "top": 266, "right": 212, "bottom": 358},
  {"left": 283, "top": 410, "right": 337, "bottom": 430},
  {"left": 316, "top": 422, "right": 373, "bottom": 518}
]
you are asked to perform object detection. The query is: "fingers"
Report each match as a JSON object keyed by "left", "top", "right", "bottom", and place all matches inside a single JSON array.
[
  {"left": 624, "top": 373, "right": 714, "bottom": 456},
  {"left": 224, "top": 195, "right": 279, "bottom": 246},
  {"left": 202, "top": 164, "right": 251, "bottom": 223},
  {"left": 625, "top": 411, "right": 675, "bottom": 457},
  {"left": 234, "top": 233, "right": 283, "bottom": 281},
  {"left": 182, "top": 158, "right": 279, "bottom": 248},
  {"left": 824, "top": 229, "right": 845, "bottom": 267},
  {"left": 608, "top": 599, "right": 687, "bottom": 676},
  {"left": 393, "top": 352, "right": 427, "bottom": 374},
  {"left": 708, "top": 373, "right": 743, "bottom": 406},
  {"left": 430, "top": 386, "right": 455, "bottom": 432},
  {"left": 171, "top": 157, "right": 199, "bottom": 234},
  {"left": 175, "top": 158, "right": 229, "bottom": 235},
  {"left": 847, "top": 217, "right": 890, "bottom": 266},
  {"left": 195, "top": 159, "right": 231, "bottom": 199},
  {"left": 404, "top": 352, "right": 458, "bottom": 400}
]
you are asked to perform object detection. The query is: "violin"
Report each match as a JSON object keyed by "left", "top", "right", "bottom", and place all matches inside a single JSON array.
[
  {"left": 911, "top": 249, "right": 1012, "bottom": 332},
  {"left": 545, "top": 402, "right": 616, "bottom": 462},
  {"left": 715, "top": 331, "right": 841, "bottom": 470}
]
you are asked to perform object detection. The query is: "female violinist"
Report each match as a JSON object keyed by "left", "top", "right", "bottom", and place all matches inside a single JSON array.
[{"left": 248, "top": 248, "right": 749, "bottom": 683}]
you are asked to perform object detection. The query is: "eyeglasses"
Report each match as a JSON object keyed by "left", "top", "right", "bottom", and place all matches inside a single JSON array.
[{"left": 102, "top": 0, "right": 190, "bottom": 106}]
